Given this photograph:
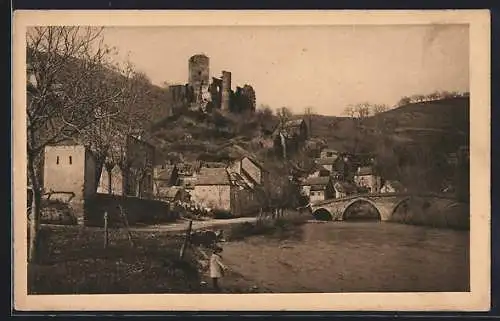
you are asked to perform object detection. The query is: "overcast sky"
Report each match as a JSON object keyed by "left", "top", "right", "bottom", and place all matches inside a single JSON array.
[{"left": 101, "top": 24, "right": 469, "bottom": 116}]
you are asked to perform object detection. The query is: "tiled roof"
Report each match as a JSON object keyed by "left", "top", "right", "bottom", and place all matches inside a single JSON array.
[
  {"left": 242, "top": 156, "right": 267, "bottom": 172},
  {"left": 315, "top": 157, "right": 338, "bottom": 166},
  {"left": 301, "top": 176, "right": 331, "bottom": 186},
  {"left": 195, "top": 168, "right": 230, "bottom": 185},
  {"left": 155, "top": 165, "right": 176, "bottom": 180},
  {"left": 202, "top": 162, "right": 227, "bottom": 168},
  {"left": 357, "top": 166, "right": 374, "bottom": 176}
]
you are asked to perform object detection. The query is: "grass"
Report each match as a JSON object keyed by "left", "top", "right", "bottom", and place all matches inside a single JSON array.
[
  {"left": 28, "top": 225, "right": 203, "bottom": 294},
  {"left": 225, "top": 210, "right": 309, "bottom": 242}
]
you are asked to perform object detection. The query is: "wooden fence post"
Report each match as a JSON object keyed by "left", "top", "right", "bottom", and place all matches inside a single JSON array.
[
  {"left": 104, "top": 211, "right": 109, "bottom": 249},
  {"left": 179, "top": 220, "right": 193, "bottom": 260}
]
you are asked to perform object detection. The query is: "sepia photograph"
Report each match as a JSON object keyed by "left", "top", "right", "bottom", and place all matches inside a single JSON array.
[{"left": 13, "top": 10, "right": 490, "bottom": 311}]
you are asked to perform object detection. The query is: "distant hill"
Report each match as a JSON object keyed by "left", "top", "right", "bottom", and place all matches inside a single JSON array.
[{"left": 298, "top": 97, "right": 469, "bottom": 155}]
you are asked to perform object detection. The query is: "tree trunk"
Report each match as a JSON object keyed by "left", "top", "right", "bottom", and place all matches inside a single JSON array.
[
  {"left": 27, "top": 153, "right": 41, "bottom": 264},
  {"left": 94, "top": 157, "right": 105, "bottom": 193},
  {"left": 107, "top": 168, "right": 112, "bottom": 194}
]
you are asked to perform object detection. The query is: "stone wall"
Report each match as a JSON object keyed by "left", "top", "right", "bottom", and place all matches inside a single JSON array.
[
  {"left": 191, "top": 184, "right": 231, "bottom": 211},
  {"left": 84, "top": 193, "right": 177, "bottom": 227},
  {"left": 230, "top": 187, "right": 262, "bottom": 217}
]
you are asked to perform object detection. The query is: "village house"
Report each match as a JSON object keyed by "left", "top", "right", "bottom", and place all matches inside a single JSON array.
[
  {"left": 306, "top": 162, "right": 331, "bottom": 179},
  {"left": 97, "top": 164, "right": 124, "bottom": 195},
  {"left": 153, "top": 164, "right": 179, "bottom": 199},
  {"left": 43, "top": 144, "right": 97, "bottom": 224},
  {"left": 191, "top": 167, "right": 232, "bottom": 211},
  {"left": 320, "top": 148, "right": 339, "bottom": 159},
  {"left": 354, "top": 166, "right": 382, "bottom": 194},
  {"left": 227, "top": 156, "right": 269, "bottom": 188},
  {"left": 176, "top": 161, "right": 201, "bottom": 190},
  {"left": 97, "top": 135, "right": 155, "bottom": 199},
  {"left": 333, "top": 181, "right": 358, "bottom": 199},
  {"left": 273, "top": 119, "right": 309, "bottom": 158},
  {"left": 160, "top": 186, "right": 190, "bottom": 203},
  {"left": 314, "top": 157, "right": 338, "bottom": 173},
  {"left": 380, "top": 180, "right": 406, "bottom": 194},
  {"left": 300, "top": 176, "right": 335, "bottom": 203}
]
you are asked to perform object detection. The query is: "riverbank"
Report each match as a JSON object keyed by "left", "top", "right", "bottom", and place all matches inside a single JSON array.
[{"left": 28, "top": 217, "right": 469, "bottom": 294}]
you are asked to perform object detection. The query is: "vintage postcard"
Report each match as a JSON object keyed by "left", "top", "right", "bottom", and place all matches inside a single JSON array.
[{"left": 12, "top": 10, "right": 490, "bottom": 311}]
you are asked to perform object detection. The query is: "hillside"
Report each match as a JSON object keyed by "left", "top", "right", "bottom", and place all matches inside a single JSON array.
[
  {"left": 147, "top": 96, "right": 469, "bottom": 195},
  {"left": 149, "top": 109, "right": 278, "bottom": 165},
  {"left": 148, "top": 97, "right": 469, "bottom": 167},
  {"left": 299, "top": 97, "right": 469, "bottom": 155}
]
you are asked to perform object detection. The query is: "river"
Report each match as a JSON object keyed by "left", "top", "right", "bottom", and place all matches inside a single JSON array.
[{"left": 220, "top": 221, "right": 469, "bottom": 293}]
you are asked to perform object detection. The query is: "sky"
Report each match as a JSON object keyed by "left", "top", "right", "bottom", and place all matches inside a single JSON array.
[{"left": 101, "top": 24, "right": 469, "bottom": 116}]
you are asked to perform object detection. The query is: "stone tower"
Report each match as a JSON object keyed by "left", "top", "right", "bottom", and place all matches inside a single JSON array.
[
  {"left": 188, "top": 54, "right": 210, "bottom": 105},
  {"left": 221, "top": 70, "right": 232, "bottom": 111}
]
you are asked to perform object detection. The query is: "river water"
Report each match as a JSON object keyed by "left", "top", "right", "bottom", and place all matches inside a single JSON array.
[{"left": 222, "top": 221, "right": 469, "bottom": 293}]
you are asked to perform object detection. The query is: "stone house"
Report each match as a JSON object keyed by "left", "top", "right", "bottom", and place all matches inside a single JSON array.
[
  {"left": 177, "top": 161, "right": 202, "bottom": 190},
  {"left": 354, "top": 166, "right": 382, "bottom": 194},
  {"left": 273, "top": 119, "right": 309, "bottom": 158},
  {"left": 300, "top": 176, "right": 335, "bottom": 203},
  {"left": 314, "top": 157, "right": 338, "bottom": 173},
  {"left": 191, "top": 167, "right": 232, "bottom": 211},
  {"left": 153, "top": 164, "right": 180, "bottom": 198},
  {"left": 97, "top": 165, "right": 124, "bottom": 195},
  {"left": 43, "top": 144, "right": 97, "bottom": 224},
  {"left": 161, "top": 186, "right": 189, "bottom": 203},
  {"left": 281, "top": 119, "right": 308, "bottom": 140},
  {"left": 97, "top": 135, "right": 155, "bottom": 200},
  {"left": 320, "top": 148, "right": 339, "bottom": 159},
  {"left": 306, "top": 163, "right": 331, "bottom": 179},
  {"left": 333, "top": 181, "right": 358, "bottom": 199},
  {"left": 380, "top": 180, "right": 406, "bottom": 194},
  {"left": 227, "top": 156, "right": 269, "bottom": 188}
]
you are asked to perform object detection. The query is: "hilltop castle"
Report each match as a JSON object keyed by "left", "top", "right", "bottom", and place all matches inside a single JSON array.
[{"left": 168, "top": 54, "right": 256, "bottom": 114}]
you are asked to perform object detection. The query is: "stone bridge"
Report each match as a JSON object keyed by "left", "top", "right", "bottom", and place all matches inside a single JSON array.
[{"left": 310, "top": 192, "right": 458, "bottom": 221}]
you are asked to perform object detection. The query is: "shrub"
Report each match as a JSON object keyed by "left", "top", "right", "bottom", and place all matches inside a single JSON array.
[
  {"left": 211, "top": 209, "right": 233, "bottom": 219},
  {"left": 226, "top": 211, "right": 308, "bottom": 241},
  {"left": 40, "top": 199, "right": 77, "bottom": 225}
]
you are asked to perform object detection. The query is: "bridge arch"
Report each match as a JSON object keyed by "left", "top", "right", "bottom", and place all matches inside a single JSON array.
[
  {"left": 341, "top": 198, "right": 382, "bottom": 221},
  {"left": 312, "top": 207, "right": 334, "bottom": 221},
  {"left": 390, "top": 197, "right": 412, "bottom": 220}
]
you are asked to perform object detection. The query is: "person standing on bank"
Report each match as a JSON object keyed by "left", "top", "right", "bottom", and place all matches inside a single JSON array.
[{"left": 210, "top": 246, "right": 227, "bottom": 292}]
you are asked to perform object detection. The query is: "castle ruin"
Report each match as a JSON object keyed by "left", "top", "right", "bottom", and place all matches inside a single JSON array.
[{"left": 169, "top": 54, "right": 252, "bottom": 114}]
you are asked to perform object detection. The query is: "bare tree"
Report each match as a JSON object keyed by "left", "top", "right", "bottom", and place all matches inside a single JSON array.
[
  {"left": 276, "top": 106, "right": 293, "bottom": 126},
  {"left": 304, "top": 106, "right": 314, "bottom": 137},
  {"left": 26, "top": 26, "right": 122, "bottom": 263},
  {"left": 372, "top": 104, "right": 389, "bottom": 115},
  {"left": 78, "top": 60, "right": 154, "bottom": 191},
  {"left": 397, "top": 96, "right": 411, "bottom": 106}
]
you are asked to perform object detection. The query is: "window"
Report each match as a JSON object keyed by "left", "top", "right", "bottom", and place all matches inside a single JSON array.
[
  {"left": 69, "top": 156, "right": 72, "bottom": 165},
  {"left": 56, "top": 156, "right": 59, "bottom": 165}
]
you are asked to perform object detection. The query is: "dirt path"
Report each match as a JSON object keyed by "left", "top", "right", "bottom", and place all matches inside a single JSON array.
[
  {"left": 42, "top": 217, "right": 257, "bottom": 234},
  {"left": 129, "top": 217, "right": 257, "bottom": 233}
]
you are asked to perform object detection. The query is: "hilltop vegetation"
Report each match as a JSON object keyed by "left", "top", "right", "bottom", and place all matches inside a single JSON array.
[
  {"left": 146, "top": 95, "right": 469, "bottom": 199},
  {"left": 298, "top": 97, "right": 468, "bottom": 154}
]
